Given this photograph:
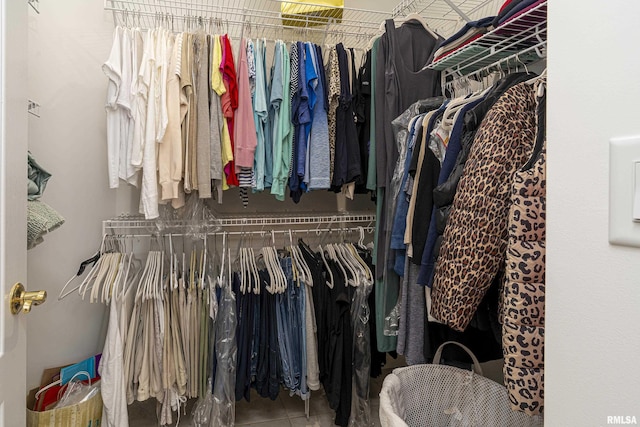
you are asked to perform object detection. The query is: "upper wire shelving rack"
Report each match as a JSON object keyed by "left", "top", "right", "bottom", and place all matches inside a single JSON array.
[
  {"left": 392, "top": 0, "right": 498, "bottom": 38},
  {"left": 104, "top": 0, "right": 392, "bottom": 49},
  {"left": 103, "top": 212, "right": 376, "bottom": 238},
  {"left": 425, "top": 0, "right": 547, "bottom": 80}
]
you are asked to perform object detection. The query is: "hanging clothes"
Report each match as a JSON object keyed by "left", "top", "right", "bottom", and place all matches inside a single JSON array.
[
  {"left": 195, "top": 32, "right": 212, "bottom": 199},
  {"left": 502, "top": 92, "right": 546, "bottom": 416},
  {"left": 270, "top": 40, "right": 293, "bottom": 201},
  {"left": 235, "top": 38, "right": 259, "bottom": 207},
  {"left": 431, "top": 82, "right": 538, "bottom": 332},
  {"left": 221, "top": 35, "right": 240, "bottom": 188},
  {"left": 417, "top": 72, "right": 534, "bottom": 287},
  {"left": 158, "top": 33, "right": 184, "bottom": 207},
  {"left": 373, "top": 17, "right": 442, "bottom": 352},
  {"left": 181, "top": 32, "right": 197, "bottom": 196},
  {"left": 307, "top": 43, "right": 330, "bottom": 190},
  {"left": 331, "top": 43, "right": 361, "bottom": 194},
  {"left": 252, "top": 38, "right": 270, "bottom": 192},
  {"left": 208, "top": 34, "right": 225, "bottom": 202},
  {"left": 289, "top": 42, "right": 304, "bottom": 203}
]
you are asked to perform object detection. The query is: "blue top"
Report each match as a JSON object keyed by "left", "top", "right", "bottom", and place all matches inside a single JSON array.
[
  {"left": 302, "top": 42, "right": 318, "bottom": 188},
  {"left": 296, "top": 42, "right": 311, "bottom": 190},
  {"left": 252, "top": 39, "right": 269, "bottom": 191},
  {"left": 308, "top": 44, "right": 331, "bottom": 190},
  {"left": 391, "top": 115, "right": 424, "bottom": 276},
  {"left": 436, "top": 16, "right": 495, "bottom": 49}
]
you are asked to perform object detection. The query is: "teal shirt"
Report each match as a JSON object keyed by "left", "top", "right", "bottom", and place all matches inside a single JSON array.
[
  {"left": 366, "top": 38, "right": 380, "bottom": 191},
  {"left": 271, "top": 42, "right": 292, "bottom": 201},
  {"left": 253, "top": 39, "right": 268, "bottom": 192}
]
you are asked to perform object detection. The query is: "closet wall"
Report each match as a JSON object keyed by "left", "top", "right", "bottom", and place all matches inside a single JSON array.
[
  {"left": 546, "top": 0, "right": 640, "bottom": 423},
  {"left": 25, "top": 0, "right": 391, "bottom": 390},
  {"left": 26, "top": 0, "right": 117, "bottom": 389}
]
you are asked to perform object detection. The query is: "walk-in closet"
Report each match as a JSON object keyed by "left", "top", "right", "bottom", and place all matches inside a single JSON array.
[{"left": 1, "top": 0, "right": 638, "bottom": 426}]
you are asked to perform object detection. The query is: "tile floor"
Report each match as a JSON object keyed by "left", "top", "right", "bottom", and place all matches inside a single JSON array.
[
  {"left": 128, "top": 359, "right": 398, "bottom": 426},
  {"left": 127, "top": 357, "right": 504, "bottom": 426}
]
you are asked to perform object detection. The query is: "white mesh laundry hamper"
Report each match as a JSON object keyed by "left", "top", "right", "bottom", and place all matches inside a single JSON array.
[{"left": 379, "top": 342, "right": 544, "bottom": 427}]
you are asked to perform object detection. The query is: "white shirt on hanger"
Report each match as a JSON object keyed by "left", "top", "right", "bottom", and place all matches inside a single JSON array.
[{"left": 103, "top": 26, "right": 123, "bottom": 189}]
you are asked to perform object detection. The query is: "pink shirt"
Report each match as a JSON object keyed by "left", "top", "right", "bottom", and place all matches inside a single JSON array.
[{"left": 233, "top": 38, "right": 258, "bottom": 169}]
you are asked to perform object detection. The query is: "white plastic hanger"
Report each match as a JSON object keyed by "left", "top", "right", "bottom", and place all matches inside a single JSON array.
[
  {"left": 403, "top": 13, "right": 439, "bottom": 39},
  {"left": 104, "top": 253, "right": 124, "bottom": 304},
  {"left": 294, "top": 240, "right": 312, "bottom": 287},
  {"left": 348, "top": 243, "right": 372, "bottom": 284},
  {"left": 318, "top": 245, "right": 334, "bottom": 289},
  {"left": 262, "top": 246, "right": 276, "bottom": 294},
  {"left": 334, "top": 243, "right": 358, "bottom": 287},
  {"left": 327, "top": 243, "right": 348, "bottom": 285},
  {"left": 341, "top": 242, "right": 366, "bottom": 287},
  {"left": 134, "top": 251, "right": 150, "bottom": 302},
  {"left": 87, "top": 253, "right": 112, "bottom": 303}
]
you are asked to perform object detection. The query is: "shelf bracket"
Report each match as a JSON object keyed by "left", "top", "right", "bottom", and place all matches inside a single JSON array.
[
  {"left": 441, "top": 0, "right": 470, "bottom": 22},
  {"left": 28, "top": 0, "right": 40, "bottom": 14}
]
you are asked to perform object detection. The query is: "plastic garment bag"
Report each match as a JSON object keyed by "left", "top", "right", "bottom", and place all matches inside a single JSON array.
[
  {"left": 210, "top": 277, "right": 237, "bottom": 427},
  {"left": 381, "top": 97, "right": 445, "bottom": 338},
  {"left": 192, "top": 378, "right": 215, "bottom": 427},
  {"left": 349, "top": 273, "right": 373, "bottom": 427}
]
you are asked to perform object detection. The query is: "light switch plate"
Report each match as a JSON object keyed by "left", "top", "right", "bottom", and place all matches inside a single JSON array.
[{"left": 609, "top": 136, "right": 640, "bottom": 247}]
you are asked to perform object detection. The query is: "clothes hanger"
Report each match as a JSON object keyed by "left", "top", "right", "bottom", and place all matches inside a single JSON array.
[
  {"left": 58, "top": 251, "right": 102, "bottom": 300},
  {"left": 294, "top": 238, "right": 312, "bottom": 287},
  {"left": 158, "top": 250, "right": 166, "bottom": 299},
  {"left": 271, "top": 231, "right": 287, "bottom": 293},
  {"left": 134, "top": 251, "right": 151, "bottom": 302},
  {"left": 119, "top": 253, "right": 139, "bottom": 303},
  {"left": 403, "top": 13, "right": 439, "bottom": 39},
  {"left": 250, "top": 247, "right": 260, "bottom": 294},
  {"left": 318, "top": 244, "right": 334, "bottom": 289},
  {"left": 326, "top": 242, "right": 348, "bottom": 285},
  {"left": 333, "top": 243, "right": 358, "bottom": 287},
  {"left": 104, "top": 251, "right": 124, "bottom": 303},
  {"left": 348, "top": 242, "right": 372, "bottom": 284},
  {"left": 141, "top": 251, "right": 155, "bottom": 301},
  {"left": 289, "top": 230, "right": 308, "bottom": 286},
  {"left": 86, "top": 252, "right": 112, "bottom": 303},
  {"left": 342, "top": 239, "right": 367, "bottom": 286},
  {"left": 104, "top": 252, "right": 124, "bottom": 304}
]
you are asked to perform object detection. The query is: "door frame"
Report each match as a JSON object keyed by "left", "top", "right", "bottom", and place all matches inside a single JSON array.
[{"left": 0, "top": 0, "right": 29, "bottom": 425}]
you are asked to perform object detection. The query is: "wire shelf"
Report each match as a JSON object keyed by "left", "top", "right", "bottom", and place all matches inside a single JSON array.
[
  {"left": 426, "top": 0, "right": 547, "bottom": 77},
  {"left": 392, "top": 0, "right": 499, "bottom": 37},
  {"left": 103, "top": 212, "right": 376, "bottom": 236},
  {"left": 104, "top": 0, "right": 392, "bottom": 49}
]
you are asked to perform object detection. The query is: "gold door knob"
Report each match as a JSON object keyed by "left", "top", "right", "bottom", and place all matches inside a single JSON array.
[{"left": 9, "top": 283, "right": 47, "bottom": 314}]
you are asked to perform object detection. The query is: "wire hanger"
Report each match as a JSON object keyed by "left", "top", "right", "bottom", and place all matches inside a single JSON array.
[{"left": 58, "top": 250, "right": 102, "bottom": 300}]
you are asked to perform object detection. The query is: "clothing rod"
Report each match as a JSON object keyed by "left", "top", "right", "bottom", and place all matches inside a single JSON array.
[{"left": 102, "top": 213, "right": 376, "bottom": 235}]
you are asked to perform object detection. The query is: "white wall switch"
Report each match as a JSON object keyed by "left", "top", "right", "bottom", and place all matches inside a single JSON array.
[
  {"left": 610, "top": 136, "right": 640, "bottom": 246},
  {"left": 634, "top": 162, "right": 640, "bottom": 222}
]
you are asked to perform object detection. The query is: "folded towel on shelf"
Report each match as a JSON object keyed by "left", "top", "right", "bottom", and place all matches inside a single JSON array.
[
  {"left": 27, "top": 152, "right": 64, "bottom": 249},
  {"left": 432, "top": 17, "right": 495, "bottom": 61},
  {"left": 27, "top": 199, "right": 65, "bottom": 249}
]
